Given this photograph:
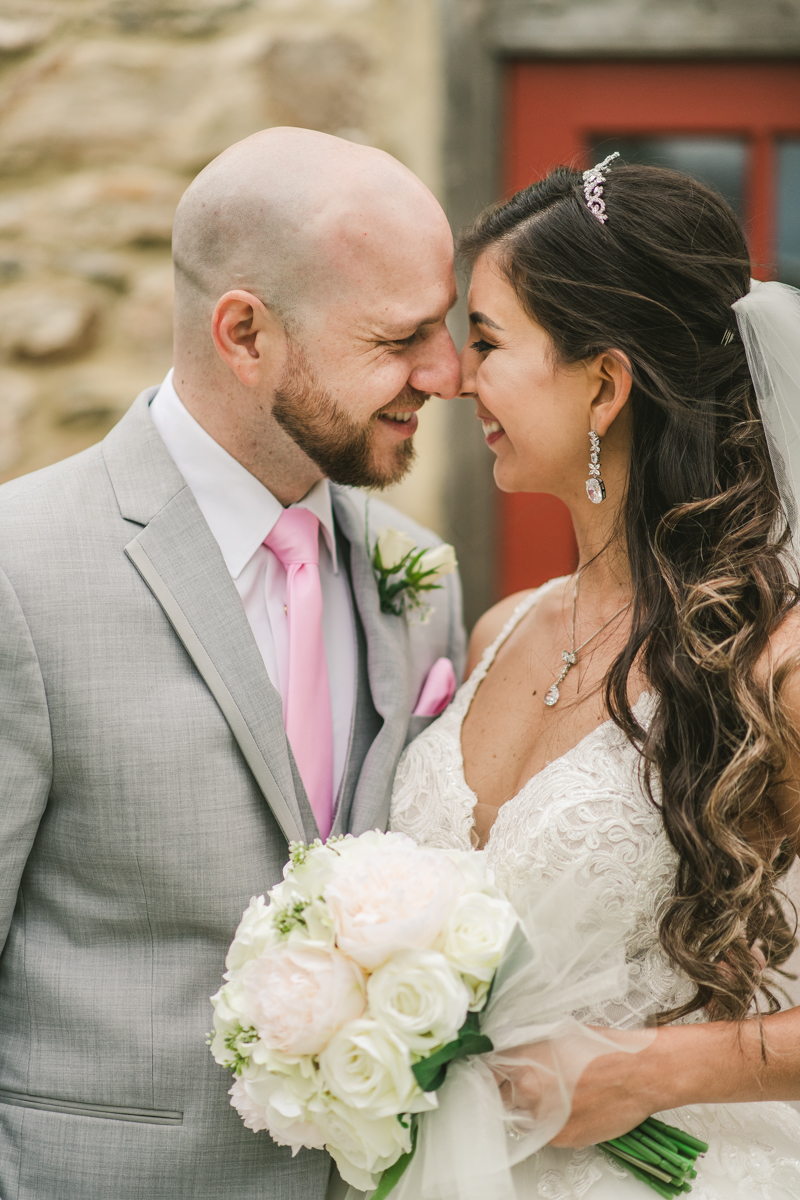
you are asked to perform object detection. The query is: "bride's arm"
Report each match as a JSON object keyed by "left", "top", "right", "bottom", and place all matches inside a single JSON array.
[{"left": 546, "top": 1008, "right": 800, "bottom": 1148}]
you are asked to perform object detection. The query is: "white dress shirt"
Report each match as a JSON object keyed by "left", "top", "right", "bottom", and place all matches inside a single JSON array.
[{"left": 149, "top": 370, "right": 356, "bottom": 802}]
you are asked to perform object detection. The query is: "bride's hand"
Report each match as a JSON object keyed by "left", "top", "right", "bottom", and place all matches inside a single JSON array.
[
  {"left": 493, "top": 1029, "right": 670, "bottom": 1149},
  {"left": 546, "top": 1033, "right": 667, "bottom": 1148}
]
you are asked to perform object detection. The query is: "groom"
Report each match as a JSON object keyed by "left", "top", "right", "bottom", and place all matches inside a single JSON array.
[{"left": 0, "top": 129, "right": 465, "bottom": 1200}]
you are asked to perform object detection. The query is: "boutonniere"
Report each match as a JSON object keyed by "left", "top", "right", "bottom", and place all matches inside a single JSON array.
[{"left": 371, "top": 526, "right": 458, "bottom": 621}]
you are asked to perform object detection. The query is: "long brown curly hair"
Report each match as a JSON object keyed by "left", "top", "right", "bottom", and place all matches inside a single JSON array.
[{"left": 460, "top": 163, "right": 799, "bottom": 1022}]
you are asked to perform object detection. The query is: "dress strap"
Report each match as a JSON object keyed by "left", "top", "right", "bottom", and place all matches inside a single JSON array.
[{"left": 460, "top": 576, "right": 568, "bottom": 705}]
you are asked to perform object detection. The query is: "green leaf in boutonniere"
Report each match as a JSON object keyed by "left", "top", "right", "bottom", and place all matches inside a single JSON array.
[{"left": 371, "top": 526, "right": 458, "bottom": 621}]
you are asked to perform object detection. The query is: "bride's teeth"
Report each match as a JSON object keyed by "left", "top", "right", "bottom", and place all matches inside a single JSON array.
[{"left": 483, "top": 420, "right": 502, "bottom": 435}]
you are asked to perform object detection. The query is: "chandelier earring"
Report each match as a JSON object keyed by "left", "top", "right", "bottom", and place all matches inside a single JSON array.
[{"left": 585, "top": 430, "right": 606, "bottom": 504}]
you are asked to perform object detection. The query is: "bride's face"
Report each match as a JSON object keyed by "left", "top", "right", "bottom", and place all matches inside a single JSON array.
[{"left": 459, "top": 251, "right": 598, "bottom": 499}]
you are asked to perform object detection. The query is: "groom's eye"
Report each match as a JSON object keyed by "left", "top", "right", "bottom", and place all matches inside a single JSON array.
[
  {"left": 470, "top": 339, "right": 495, "bottom": 354},
  {"left": 386, "top": 332, "right": 420, "bottom": 349}
]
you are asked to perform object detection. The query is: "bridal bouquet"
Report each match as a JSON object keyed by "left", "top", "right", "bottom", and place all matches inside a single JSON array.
[
  {"left": 209, "top": 831, "right": 516, "bottom": 1192},
  {"left": 210, "top": 831, "right": 707, "bottom": 1199}
]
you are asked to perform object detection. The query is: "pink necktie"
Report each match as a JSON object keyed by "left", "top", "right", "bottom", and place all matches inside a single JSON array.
[{"left": 264, "top": 508, "right": 334, "bottom": 839}]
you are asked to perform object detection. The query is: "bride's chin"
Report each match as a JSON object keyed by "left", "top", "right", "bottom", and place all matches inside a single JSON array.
[{"left": 493, "top": 458, "right": 532, "bottom": 494}]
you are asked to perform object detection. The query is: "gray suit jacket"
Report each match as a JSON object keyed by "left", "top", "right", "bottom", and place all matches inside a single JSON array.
[{"left": 0, "top": 391, "right": 465, "bottom": 1200}]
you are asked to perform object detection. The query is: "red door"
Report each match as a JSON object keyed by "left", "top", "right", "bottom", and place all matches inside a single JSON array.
[{"left": 500, "top": 60, "right": 800, "bottom": 597}]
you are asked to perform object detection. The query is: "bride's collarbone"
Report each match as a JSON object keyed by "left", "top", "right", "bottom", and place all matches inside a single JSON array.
[{"left": 461, "top": 621, "right": 640, "bottom": 811}]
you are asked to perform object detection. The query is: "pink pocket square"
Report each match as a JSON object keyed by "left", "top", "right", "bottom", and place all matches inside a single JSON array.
[{"left": 413, "top": 657, "right": 457, "bottom": 717}]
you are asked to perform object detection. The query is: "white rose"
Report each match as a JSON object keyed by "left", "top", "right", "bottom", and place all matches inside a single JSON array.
[
  {"left": 296, "top": 897, "right": 336, "bottom": 946},
  {"left": 281, "top": 842, "right": 341, "bottom": 901},
  {"left": 442, "top": 892, "right": 517, "bottom": 986},
  {"left": 324, "top": 842, "right": 464, "bottom": 970},
  {"left": 318, "top": 1017, "right": 435, "bottom": 1118},
  {"left": 225, "top": 895, "right": 279, "bottom": 971},
  {"left": 229, "top": 1075, "right": 327, "bottom": 1153},
  {"left": 417, "top": 543, "right": 458, "bottom": 582},
  {"left": 376, "top": 527, "right": 416, "bottom": 571},
  {"left": 366, "top": 949, "right": 470, "bottom": 1054},
  {"left": 209, "top": 974, "right": 257, "bottom": 1068},
  {"left": 441, "top": 848, "right": 500, "bottom": 897},
  {"left": 244, "top": 944, "right": 366, "bottom": 1056},
  {"left": 315, "top": 1097, "right": 412, "bottom": 1190}
]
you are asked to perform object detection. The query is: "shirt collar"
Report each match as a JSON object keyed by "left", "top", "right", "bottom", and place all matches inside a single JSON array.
[{"left": 148, "top": 369, "right": 339, "bottom": 579}]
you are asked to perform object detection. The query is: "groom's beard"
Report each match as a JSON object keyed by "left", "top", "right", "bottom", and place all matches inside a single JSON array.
[{"left": 272, "top": 344, "right": 424, "bottom": 489}]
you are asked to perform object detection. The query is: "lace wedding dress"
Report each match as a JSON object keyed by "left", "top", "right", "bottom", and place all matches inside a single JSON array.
[{"left": 390, "top": 581, "right": 800, "bottom": 1200}]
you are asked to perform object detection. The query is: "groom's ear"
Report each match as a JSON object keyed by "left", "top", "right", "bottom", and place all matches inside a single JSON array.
[
  {"left": 588, "top": 348, "right": 633, "bottom": 437},
  {"left": 211, "top": 290, "right": 288, "bottom": 388}
]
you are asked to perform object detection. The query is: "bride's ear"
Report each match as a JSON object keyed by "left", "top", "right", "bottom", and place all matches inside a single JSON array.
[{"left": 588, "top": 349, "right": 633, "bottom": 436}]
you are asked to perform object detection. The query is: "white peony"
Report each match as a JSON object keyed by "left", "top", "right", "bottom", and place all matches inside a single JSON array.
[
  {"left": 376, "top": 527, "right": 416, "bottom": 571},
  {"left": 442, "top": 891, "right": 517, "bottom": 986},
  {"left": 324, "top": 842, "right": 465, "bottom": 970},
  {"left": 244, "top": 944, "right": 366, "bottom": 1056},
  {"left": 318, "top": 1017, "right": 435, "bottom": 1119},
  {"left": 417, "top": 543, "right": 458, "bottom": 582},
  {"left": 229, "top": 1075, "right": 327, "bottom": 1153},
  {"left": 366, "top": 949, "right": 470, "bottom": 1054}
]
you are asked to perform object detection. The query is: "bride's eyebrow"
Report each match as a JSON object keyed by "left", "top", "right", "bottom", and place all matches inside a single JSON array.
[{"left": 469, "top": 311, "right": 503, "bottom": 331}]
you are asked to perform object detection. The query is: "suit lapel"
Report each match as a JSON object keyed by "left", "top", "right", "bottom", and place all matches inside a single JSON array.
[
  {"left": 331, "top": 487, "right": 413, "bottom": 834},
  {"left": 103, "top": 391, "right": 309, "bottom": 846}
]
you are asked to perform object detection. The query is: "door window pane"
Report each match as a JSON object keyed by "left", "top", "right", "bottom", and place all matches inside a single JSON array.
[
  {"left": 778, "top": 141, "right": 800, "bottom": 288},
  {"left": 587, "top": 136, "right": 746, "bottom": 219}
]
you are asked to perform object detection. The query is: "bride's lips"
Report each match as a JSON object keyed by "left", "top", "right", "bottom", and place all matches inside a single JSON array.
[
  {"left": 377, "top": 410, "right": 419, "bottom": 438},
  {"left": 481, "top": 417, "right": 505, "bottom": 446}
]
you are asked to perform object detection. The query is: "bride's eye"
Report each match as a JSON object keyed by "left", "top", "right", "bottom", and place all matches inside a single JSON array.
[{"left": 470, "top": 339, "right": 495, "bottom": 354}]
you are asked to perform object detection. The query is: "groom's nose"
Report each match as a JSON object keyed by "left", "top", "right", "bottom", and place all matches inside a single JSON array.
[{"left": 408, "top": 323, "right": 462, "bottom": 400}]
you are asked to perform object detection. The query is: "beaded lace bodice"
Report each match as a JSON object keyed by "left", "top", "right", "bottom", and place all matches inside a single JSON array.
[{"left": 391, "top": 580, "right": 695, "bottom": 1030}]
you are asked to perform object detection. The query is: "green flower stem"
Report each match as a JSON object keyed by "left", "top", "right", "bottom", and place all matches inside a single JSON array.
[
  {"left": 645, "top": 1118, "right": 709, "bottom": 1155},
  {"left": 628, "top": 1128, "right": 693, "bottom": 1170},
  {"left": 637, "top": 1122, "right": 694, "bottom": 1159},
  {"left": 600, "top": 1147, "right": 682, "bottom": 1198},
  {"left": 599, "top": 1116, "right": 707, "bottom": 1196},
  {"left": 604, "top": 1140, "right": 677, "bottom": 1182}
]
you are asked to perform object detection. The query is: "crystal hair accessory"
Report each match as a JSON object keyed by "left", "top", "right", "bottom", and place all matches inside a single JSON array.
[{"left": 583, "top": 151, "right": 620, "bottom": 224}]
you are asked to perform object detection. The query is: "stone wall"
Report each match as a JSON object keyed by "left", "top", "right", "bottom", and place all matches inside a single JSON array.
[
  {"left": 0, "top": 0, "right": 449, "bottom": 534},
  {"left": 493, "top": 0, "right": 800, "bottom": 55}
]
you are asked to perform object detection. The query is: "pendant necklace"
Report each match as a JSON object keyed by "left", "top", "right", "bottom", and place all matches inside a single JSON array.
[{"left": 543, "top": 574, "right": 632, "bottom": 707}]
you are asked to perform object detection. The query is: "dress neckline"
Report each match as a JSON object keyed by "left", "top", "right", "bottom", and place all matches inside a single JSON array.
[{"left": 456, "top": 578, "right": 650, "bottom": 848}]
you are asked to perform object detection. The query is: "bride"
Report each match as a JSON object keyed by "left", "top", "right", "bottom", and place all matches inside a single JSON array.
[{"left": 390, "top": 157, "right": 800, "bottom": 1197}]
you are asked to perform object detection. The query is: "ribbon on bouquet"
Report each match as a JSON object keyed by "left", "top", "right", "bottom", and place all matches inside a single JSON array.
[{"left": 343, "top": 869, "right": 656, "bottom": 1200}]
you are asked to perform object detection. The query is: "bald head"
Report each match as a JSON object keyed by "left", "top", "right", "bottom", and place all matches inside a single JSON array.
[{"left": 172, "top": 127, "right": 450, "bottom": 341}]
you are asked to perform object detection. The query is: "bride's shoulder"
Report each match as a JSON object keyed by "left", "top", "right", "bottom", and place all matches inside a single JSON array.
[
  {"left": 465, "top": 579, "right": 566, "bottom": 676},
  {"left": 465, "top": 590, "right": 533, "bottom": 675}
]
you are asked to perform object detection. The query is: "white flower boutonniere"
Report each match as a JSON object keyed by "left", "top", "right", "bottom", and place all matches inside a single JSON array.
[{"left": 372, "top": 526, "right": 458, "bottom": 620}]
